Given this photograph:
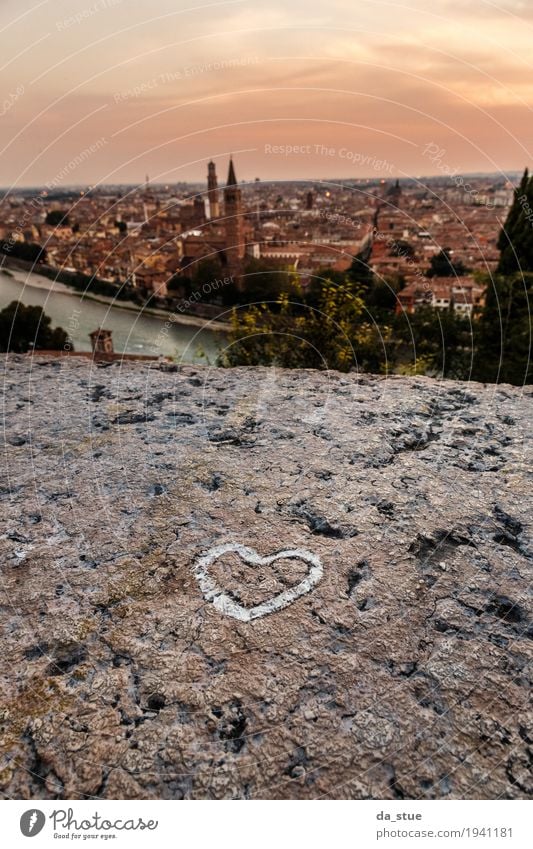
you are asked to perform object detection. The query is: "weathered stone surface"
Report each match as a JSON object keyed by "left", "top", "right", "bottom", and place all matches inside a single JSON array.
[{"left": 0, "top": 355, "right": 532, "bottom": 799}]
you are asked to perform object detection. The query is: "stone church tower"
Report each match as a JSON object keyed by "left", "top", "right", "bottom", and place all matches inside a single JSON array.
[
  {"left": 223, "top": 157, "right": 245, "bottom": 274},
  {"left": 207, "top": 160, "right": 220, "bottom": 219}
]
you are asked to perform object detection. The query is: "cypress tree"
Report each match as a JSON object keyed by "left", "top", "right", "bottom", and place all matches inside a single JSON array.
[
  {"left": 472, "top": 168, "right": 533, "bottom": 384},
  {"left": 474, "top": 272, "right": 532, "bottom": 385},
  {"left": 497, "top": 168, "right": 533, "bottom": 274},
  {"left": 474, "top": 168, "right": 533, "bottom": 386}
]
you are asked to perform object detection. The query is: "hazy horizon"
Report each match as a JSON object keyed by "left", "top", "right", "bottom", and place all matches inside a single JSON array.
[{"left": 0, "top": 168, "right": 526, "bottom": 193}]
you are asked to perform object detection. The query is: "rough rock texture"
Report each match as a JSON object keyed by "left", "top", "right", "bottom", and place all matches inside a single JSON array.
[{"left": 1, "top": 355, "right": 532, "bottom": 800}]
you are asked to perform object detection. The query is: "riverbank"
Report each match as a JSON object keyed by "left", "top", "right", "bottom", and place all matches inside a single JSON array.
[
  {"left": 0, "top": 260, "right": 232, "bottom": 332},
  {"left": 0, "top": 266, "right": 225, "bottom": 362}
]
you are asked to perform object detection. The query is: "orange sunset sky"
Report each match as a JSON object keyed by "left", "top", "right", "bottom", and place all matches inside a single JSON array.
[{"left": 1, "top": 0, "right": 533, "bottom": 187}]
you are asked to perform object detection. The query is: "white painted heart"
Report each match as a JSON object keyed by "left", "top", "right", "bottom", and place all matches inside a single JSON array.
[{"left": 193, "top": 543, "right": 323, "bottom": 622}]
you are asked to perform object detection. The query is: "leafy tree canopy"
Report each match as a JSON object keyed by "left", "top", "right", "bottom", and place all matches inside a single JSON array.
[
  {"left": 0, "top": 301, "right": 69, "bottom": 353},
  {"left": 45, "top": 210, "right": 70, "bottom": 227},
  {"left": 427, "top": 248, "right": 468, "bottom": 278},
  {"left": 0, "top": 240, "right": 46, "bottom": 263}
]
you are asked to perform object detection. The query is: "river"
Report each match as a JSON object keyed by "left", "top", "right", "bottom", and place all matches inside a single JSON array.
[{"left": 0, "top": 268, "right": 224, "bottom": 364}]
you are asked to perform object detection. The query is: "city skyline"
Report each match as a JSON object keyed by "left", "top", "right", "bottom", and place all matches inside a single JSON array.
[
  {"left": 1, "top": 0, "right": 533, "bottom": 187},
  {"left": 0, "top": 166, "right": 526, "bottom": 193}
]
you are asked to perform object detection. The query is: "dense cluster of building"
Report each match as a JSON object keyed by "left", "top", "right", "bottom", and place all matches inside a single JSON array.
[{"left": 0, "top": 159, "right": 516, "bottom": 315}]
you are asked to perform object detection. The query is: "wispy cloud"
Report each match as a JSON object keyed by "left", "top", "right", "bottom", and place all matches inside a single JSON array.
[{"left": 1, "top": 0, "right": 532, "bottom": 185}]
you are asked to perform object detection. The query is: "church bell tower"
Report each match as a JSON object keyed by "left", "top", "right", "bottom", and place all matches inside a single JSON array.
[
  {"left": 224, "top": 157, "right": 245, "bottom": 270},
  {"left": 207, "top": 161, "right": 220, "bottom": 219}
]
